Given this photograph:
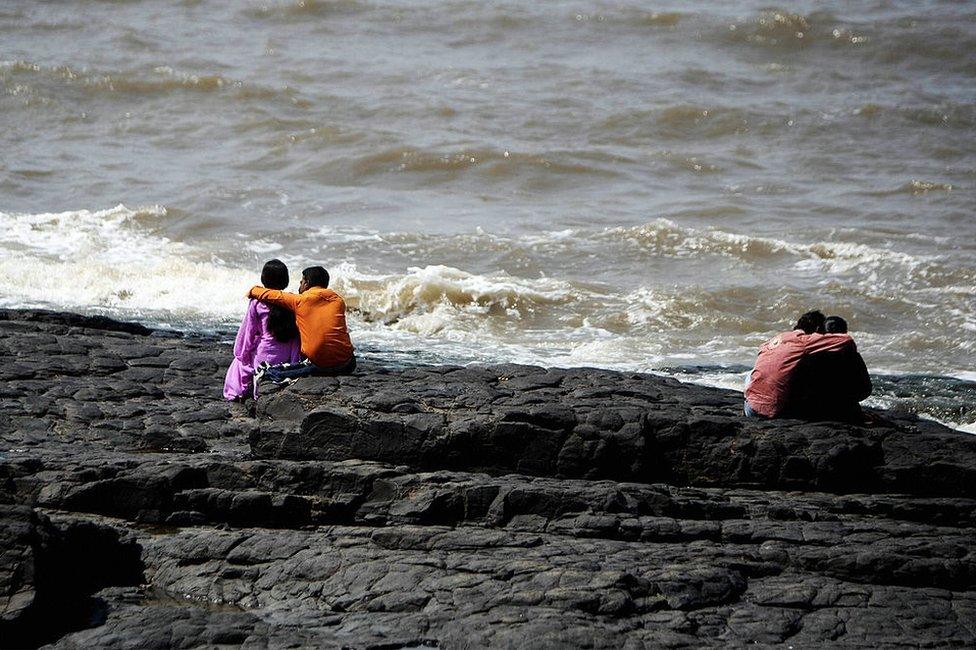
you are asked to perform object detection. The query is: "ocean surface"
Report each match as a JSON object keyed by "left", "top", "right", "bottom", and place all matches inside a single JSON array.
[{"left": 1, "top": 1, "right": 974, "bottom": 430}]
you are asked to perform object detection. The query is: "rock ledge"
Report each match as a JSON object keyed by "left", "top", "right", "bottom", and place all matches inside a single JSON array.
[{"left": 1, "top": 309, "right": 974, "bottom": 648}]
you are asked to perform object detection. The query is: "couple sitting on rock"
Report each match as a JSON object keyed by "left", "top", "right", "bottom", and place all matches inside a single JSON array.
[
  {"left": 745, "top": 310, "right": 872, "bottom": 423},
  {"left": 223, "top": 260, "right": 355, "bottom": 401}
]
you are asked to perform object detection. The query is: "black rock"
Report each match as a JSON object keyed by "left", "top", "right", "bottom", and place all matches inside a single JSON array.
[
  {"left": 0, "top": 309, "right": 974, "bottom": 648},
  {"left": 253, "top": 366, "right": 976, "bottom": 497}
]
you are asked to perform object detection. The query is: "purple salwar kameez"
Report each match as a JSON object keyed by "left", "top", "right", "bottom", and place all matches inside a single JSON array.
[{"left": 223, "top": 299, "right": 301, "bottom": 400}]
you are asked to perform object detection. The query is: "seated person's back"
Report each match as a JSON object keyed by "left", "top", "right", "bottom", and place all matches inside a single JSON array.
[
  {"left": 785, "top": 316, "right": 872, "bottom": 423},
  {"left": 248, "top": 266, "right": 354, "bottom": 370},
  {"left": 746, "top": 310, "right": 850, "bottom": 417}
]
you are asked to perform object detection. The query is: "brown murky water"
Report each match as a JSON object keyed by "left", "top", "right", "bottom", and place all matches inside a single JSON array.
[{"left": 1, "top": 1, "right": 974, "bottom": 426}]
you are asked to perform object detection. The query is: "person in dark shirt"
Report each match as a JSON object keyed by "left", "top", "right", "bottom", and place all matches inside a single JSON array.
[
  {"left": 745, "top": 310, "right": 847, "bottom": 418},
  {"left": 786, "top": 316, "right": 872, "bottom": 422},
  {"left": 824, "top": 316, "right": 848, "bottom": 335}
]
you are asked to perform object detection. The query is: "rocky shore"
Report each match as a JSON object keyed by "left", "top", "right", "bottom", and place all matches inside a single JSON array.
[{"left": 1, "top": 308, "right": 974, "bottom": 648}]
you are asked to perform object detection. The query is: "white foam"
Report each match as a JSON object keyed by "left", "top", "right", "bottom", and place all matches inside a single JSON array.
[
  {"left": 675, "top": 370, "right": 751, "bottom": 393},
  {"left": 623, "top": 286, "right": 705, "bottom": 329},
  {"left": 0, "top": 207, "right": 586, "bottom": 340},
  {"left": 0, "top": 205, "right": 971, "bottom": 435},
  {"left": 0, "top": 205, "right": 254, "bottom": 324},
  {"left": 332, "top": 262, "right": 579, "bottom": 327},
  {"left": 520, "top": 228, "right": 577, "bottom": 246},
  {"left": 799, "top": 241, "right": 930, "bottom": 277},
  {"left": 2, "top": 204, "right": 169, "bottom": 260},
  {"left": 955, "top": 421, "right": 976, "bottom": 435},
  {"left": 245, "top": 238, "right": 284, "bottom": 253},
  {"left": 311, "top": 225, "right": 383, "bottom": 243},
  {"left": 608, "top": 219, "right": 936, "bottom": 281}
]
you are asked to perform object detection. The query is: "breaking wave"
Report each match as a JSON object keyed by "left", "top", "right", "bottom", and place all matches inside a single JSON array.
[
  {"left": 0, "top": 205, "right": 973, "bottom": 430},
  {"left": 0, "top": 206, "right": 251, "bottom": 325},
  {"left": 602, "top": 219, "right": 941, "bottom": 275},
  {"left": 0, "top": 206, "right": 594, "bottom": 336},
  {"left": 3, "top": 206, "right": 969, "bottom": 337},
  {"left": 333, "top": 263, "right": 580, "bottom": 331}
]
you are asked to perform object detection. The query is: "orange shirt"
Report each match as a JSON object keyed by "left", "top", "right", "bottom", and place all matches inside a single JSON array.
[{"left": 247, "top": 286, "right": 354, "bottom": 368}]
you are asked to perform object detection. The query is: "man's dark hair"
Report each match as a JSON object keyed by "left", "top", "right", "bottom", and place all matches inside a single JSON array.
[
  {"left": 824, "top": 316, "right": 848, "bottom": 334},
  {"left": 302, "top": 266, "right": 330, "bottom": 289},
  {"left": 795, "top": 310, "right": 827, "bottom": 334},
  {"left": 261, "top": 259, "right": 298, "bottom": 342}
]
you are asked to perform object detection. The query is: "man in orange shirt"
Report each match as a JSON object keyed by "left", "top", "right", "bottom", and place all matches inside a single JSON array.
[{"left": 248, "top": 266, "right": 356, "bottom": 383}]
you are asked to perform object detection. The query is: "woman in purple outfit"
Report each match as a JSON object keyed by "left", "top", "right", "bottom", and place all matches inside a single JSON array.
[{"left": 223, "top": 259, "right": 302, "bottom": 400}]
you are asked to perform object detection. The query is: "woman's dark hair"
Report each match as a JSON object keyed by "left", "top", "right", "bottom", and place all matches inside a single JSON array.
[
  {"left": 794, "top": 310, "right": 827, "bottom": 334},
  {"left": 261, "top": 259, "right": 299, "bottom": 343}
]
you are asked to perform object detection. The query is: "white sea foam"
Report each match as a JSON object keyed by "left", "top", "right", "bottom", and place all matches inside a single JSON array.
[
  {"left": 3, "top": 204, "right": 170, "bottom": 260},
  {"left": 245, "top": 238, "right": 284, "bottom": 253},
  {"left": 0, "top": 207, "right": 967, "bottom": 374},
  {"left": 0, "top": 206, "right": 588, "bottom": 340},
  {"left": 0, "top": 205, "right": 254, "bottom": 324},
  {"left": 0, "top": 205, "right": 971, "bottom": 435},
  {"left": 623, "top": 286, "right": 706, "bottom": 330},
  {"left": 333, "top": 262, "right": 579, "bottom": 326},
  {"left": 956, "top": 422, "right": 976, "bottom": 435},
  {"left": 520, "top": 228, "right": 577, "bottom": 246},
  {"left": 609, "top": 218, "right": 936, "bottom": 280},
  {"left": 311, "top": 225, "right": 383, "bottom": 243},
  {"left": 675, "top": 369, "right": 751, "bottom": 394}
]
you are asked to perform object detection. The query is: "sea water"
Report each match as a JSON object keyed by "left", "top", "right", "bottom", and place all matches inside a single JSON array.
[{"left": 1, "top": 1, "right": 973, "bottom": 429}]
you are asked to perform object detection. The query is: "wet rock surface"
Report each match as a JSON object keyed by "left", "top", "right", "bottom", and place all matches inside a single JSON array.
[
  {"left": 254, "top": 365, "right": 976, "bottom": 498},
  {"left": 1, "top": 308, "right": 974, "bottom": 648}
]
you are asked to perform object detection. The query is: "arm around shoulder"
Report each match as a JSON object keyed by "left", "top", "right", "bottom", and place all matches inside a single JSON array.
[{"left": 248, "top": 286, "right": 300, "bottom": 311}]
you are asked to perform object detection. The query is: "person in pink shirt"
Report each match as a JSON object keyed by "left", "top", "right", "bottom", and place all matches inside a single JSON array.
[
  {"left": 745, "top": 310, "right": 870, "bottom": 420},
  {"left": 223, "top": 259, "right": 302, "bottom": 400}
]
